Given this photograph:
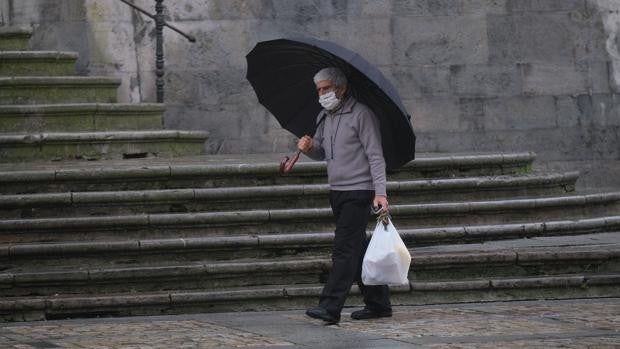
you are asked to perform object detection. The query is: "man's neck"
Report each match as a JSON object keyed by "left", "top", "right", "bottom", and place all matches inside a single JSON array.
[{"left": 328, "top": 95, "right": 350, "bottom": 114}]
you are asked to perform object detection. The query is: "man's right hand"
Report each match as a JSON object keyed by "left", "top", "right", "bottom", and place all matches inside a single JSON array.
[{"left": 297, "top": 135, "right": 313, "bottom": 154}]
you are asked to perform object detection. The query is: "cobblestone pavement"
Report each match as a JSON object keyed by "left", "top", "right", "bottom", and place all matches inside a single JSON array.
[{"left": 1, "top": 298, "right": 619, "bottom": 348}]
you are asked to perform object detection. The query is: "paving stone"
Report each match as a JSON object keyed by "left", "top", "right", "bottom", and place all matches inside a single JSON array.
[{"left": 1, "top": 297, "right": 619, "bottom": 348}]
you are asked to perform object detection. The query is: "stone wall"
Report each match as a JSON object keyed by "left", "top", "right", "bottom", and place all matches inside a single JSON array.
[{"left": 2, "top": 0, "right": 619, "bottom": 188}]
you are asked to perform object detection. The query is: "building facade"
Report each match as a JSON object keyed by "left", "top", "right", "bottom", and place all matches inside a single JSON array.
[{"left": 2, "top": 0, "right": 619, "bottom": 188}]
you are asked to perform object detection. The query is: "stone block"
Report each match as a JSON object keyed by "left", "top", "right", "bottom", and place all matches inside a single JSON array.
[
  {"left": 188, "top": 236, "right": 259, "bottom": 249},
  {"left": 477, "top": 127, "right": 619, "bottom": 161},
  {"left": 450, "top": 64, "right": 522, "bottom": 97},
  {"left": 404, "top": 227, "right": 466, "bottom": 242},
  {"left": 0, "top": 82, "right": 118, "bottom": 105},
  {"left": 55, "top": 166, "right": 170, "bottom": 181},
  {"left": 557, "top": 94, "right": 620, "bottom": 128},
  {"left": 84, "top": 22, "right": 136, "bottom": 70},
  {"left": 506, "top": 0, "right": 586, "bottom": 12},
  {"left": 284, "top": 285, "right": 322, "bottom": 297},
  {"left": 513, "top": 13, "right": 576, "bottom": 64},
  {"left": 55, "top": 241, "right": 140, "bottom": 255},
  {"left": 404, "top": 97, "right": 462, "bottom": 132},
  {"left": 571, "top": 12, "right": 609, "bottom": 63},
  {"left": 324, "top": 18, "right": 392, "bottom": 66},
  {"left": 465, "top": 223, "right": 543, "bottom": 239},
  {"left": 0, "top": 52, "right": 77, "bottom": 77},
  {"left": 49, "top": 293, "right": 169, "bottom": 309},
  {"left": 89, "top": 265, "right": 205, "bottom": 281},
  {"left": 162, "top": 0, "right": 276, "bottom": 21},
  {"left": 484, "top": 96, "right": 557, "bottom": 131},
  {"left": 414, "top": 250, "right": 517, "bottom": 266},
  {"left": 0, "top": 273, "right": 13, "bottom": 287},
  {"left": 586, "top": 274, "right": 620, "bottom": 285},
  {"left": 342, "top": 0, "right": 392, "bottom": 17},
  {"left": 391, "top": 66, "right": 452, "bottom": 98},
  {"left": 487, "top": 14, "right": 576, "bottom": 65},
  {"left": 516, "top": 248, "right": 603, "bottom": 263},
  {"left": 268, "top": 208, "right": 331, "bottom": 221},
  {"left": 161, "top": 21, "right": 249, "bottom": 71},
  {"left": 392, "top": 15, "right": 488, "bottom": 66},
  {"left": 258, "top": 233, "right": 332, "bottom": 246},
  {"left": 491, "top": 276, "right": 584, "bottom": 289},
  {"left": 270, "top": 0, "right": 334, "bottom": 19},
  {"left": 139, "top": 239, "right": 187, "bottom": 251},
  {"left": 29, "top": 20, "right": 91, "bottom": 73},
  {"left": 487, "top": 14, "right": 522, "bottom": 64},
  {"left": 0, "top": 192, "right": 71, "bottom": 207},
  {"left": 170, "top": 288, "right": 282, "bottom": 304},
  {"left": 392, "top": 0, "right": 506, "bottom": 17},
  {"left": 14, "top": 270, "right": 88, "bottom": 284},
  {"left": 9, "top": 298, "right": 47, "bottom": 311},
  {"left": 521, "top": 62, "right": 609, "bottom": 96},
  {"left": 411, "top": 279, "right": 490, "bottom": 291},
  {"left": 149, "top": 210, "right": 269, "bottom": 226},
  {"left": 0, "top": 28, "right": 31, "bottom": 50}
]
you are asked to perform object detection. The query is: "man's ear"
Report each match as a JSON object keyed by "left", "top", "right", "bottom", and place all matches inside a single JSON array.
[{"left": 337, "top": 85, "right": 347, "bottom": 99}]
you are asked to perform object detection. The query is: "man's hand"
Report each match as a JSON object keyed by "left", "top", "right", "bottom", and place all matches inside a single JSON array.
[
  {"left": 297, "top": 135, "right": 313, "bottom": 154},
  {"left": 373, "top": 195, "right": 389, "bottom": 213}
]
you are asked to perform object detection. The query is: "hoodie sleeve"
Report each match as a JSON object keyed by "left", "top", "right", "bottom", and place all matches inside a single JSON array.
[
  {"left": 357, "top": 107, "right": 387, "bottom": 197},
  {"left": 305, "top": 113, "right": 326, "bottom": 161}
]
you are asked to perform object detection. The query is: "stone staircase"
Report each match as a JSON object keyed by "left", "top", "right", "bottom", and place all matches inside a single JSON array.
[
  {"left": 1, "top": 152, "right": 619, "bottom": 321},
  {"left": 0, "top": 27, "right": 208, "bottom": 162},
  {"left": 1, "top": 27, "right": 619, "bottom": 322}
]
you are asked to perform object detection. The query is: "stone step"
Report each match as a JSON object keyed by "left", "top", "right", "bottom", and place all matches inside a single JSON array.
[
  {"left": 0, "top": 103, "right": 164, "bottom": 133},
  {"left": 3, "top": 217, "right": 619, "bottom": 267},
  {"left": 0, "top": 172, "right": 579, "bottom": 219},
  {"left": 0, "top": 51, "right": 78, "bottom": 76},
  {"left": 1, "top": 193, "right": 618, "bottom": 243},
  {"left": 0, "top": 27, "right": 31, "bottom": 51},
  {"left": 0, "top": 130, "right": 208, "bottom": 162},
  {"left": 0, "top": 77, "right": 120, "bottom": 105},
  {"left": 0, "top": 152, "right": 536, "bottom": 194},
  {"left": 2, "top": 233, "right": 618, "bottom": 297},
  {"left": 3, "top": 272, "right": 619, "bottom": 321}
]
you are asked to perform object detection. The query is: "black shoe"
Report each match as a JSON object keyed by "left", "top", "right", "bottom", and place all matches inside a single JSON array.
[
  {"left": 351, "top": 308, "right": 392, "bottom": 320},
  {"left": 305, "top": 306, "right": 340, "bottom": 324}
]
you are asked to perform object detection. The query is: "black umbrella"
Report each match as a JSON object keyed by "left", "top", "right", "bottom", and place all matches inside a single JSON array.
[{"left": 246, "top": 37, "right": 416, "bottom": 171}]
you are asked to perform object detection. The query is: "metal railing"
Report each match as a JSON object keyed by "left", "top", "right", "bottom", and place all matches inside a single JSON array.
[{"left": 119, "top": 0, "right": 196, "bottom": 102}]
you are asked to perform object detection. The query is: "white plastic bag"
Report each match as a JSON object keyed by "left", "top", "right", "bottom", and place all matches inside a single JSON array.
[{"left": 362, "top": 217, "right": 411, "bottom": 285}]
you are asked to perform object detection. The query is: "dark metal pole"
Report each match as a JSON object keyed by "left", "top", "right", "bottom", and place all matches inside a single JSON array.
[{"left": 155, "top": 0, "right": 165, "bottom": 103}]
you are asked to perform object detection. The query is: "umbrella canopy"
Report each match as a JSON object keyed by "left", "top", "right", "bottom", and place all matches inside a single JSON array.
[{"left": 246, "top": 37, "right": 416, "bottom": 170}]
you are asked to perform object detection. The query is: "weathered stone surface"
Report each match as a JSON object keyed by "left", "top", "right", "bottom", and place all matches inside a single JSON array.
[
  {"left": 0, "top": 27, "right": 32, "bottom": 50},
  {"left": 393, "top": 14, "right": 488, "bottom": 66},
  {"left": 0, "top": 77, "right": 121, "bottom": 105},
  {"left": 5, "top": 1, "right": 619, "bottom": 188},
  {"left": 491, "top": 276, "right": 584, "bottom": 289},
  {"left": 450, "top": 64, "right": 522, "bottom": 97},
  {"left": 0, "top": 51, "right": 77, "bottom": 76}
]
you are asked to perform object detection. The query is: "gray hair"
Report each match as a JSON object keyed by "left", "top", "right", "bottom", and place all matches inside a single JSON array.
[{"left": 313, "top": 67, "right": 347, "bottom": 87}]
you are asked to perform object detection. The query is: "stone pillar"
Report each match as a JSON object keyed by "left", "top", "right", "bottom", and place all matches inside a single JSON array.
[
  {"left": 0, "top": 0, "right": 10, "bottom": 26},
  {"left": 597, "top": 0, "right": 620, "bottom": 92},
  {"left": 82, "top": 0, "right": 141, "bottom": 103}
]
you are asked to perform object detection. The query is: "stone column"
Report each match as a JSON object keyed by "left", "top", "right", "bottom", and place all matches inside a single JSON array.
[
  {"left": 597, "top": 0, "right": 620, "bottom": 92},
  {"left": 0, "top": 0, "right": 10, "bottom": 26}
]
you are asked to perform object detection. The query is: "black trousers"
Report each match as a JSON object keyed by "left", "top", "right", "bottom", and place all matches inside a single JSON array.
[{"left": 318, "top": 190, "right": 391, "bottom": 318}]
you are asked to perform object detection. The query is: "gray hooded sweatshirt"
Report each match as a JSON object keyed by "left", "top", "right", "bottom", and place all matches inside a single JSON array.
[{"left": 306, "top": 96, "right": 387, "bottom": 196}]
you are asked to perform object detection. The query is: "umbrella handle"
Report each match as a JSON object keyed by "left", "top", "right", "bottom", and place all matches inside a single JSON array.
[{"left": 279, "top": 150, "right": 301, "bottom": 174}]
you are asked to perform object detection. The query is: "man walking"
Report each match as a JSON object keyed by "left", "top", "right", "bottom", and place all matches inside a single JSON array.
[{"left": 297, "top": 67, "right": 392, "bottom": 324}]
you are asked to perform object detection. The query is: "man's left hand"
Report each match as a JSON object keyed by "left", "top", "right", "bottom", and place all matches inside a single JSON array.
[{"left": 373, "top": 195, "right": 389, "bottom": 213}]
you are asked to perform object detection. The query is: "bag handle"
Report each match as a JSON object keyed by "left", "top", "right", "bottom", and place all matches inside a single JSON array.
[{"left": 372, "top": 207, "right": 391, "bottom": 231}]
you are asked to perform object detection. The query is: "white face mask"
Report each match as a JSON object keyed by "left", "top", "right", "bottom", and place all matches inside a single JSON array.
[{"left": 319, "top": 91, "right": 340, "bottom": 110}]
